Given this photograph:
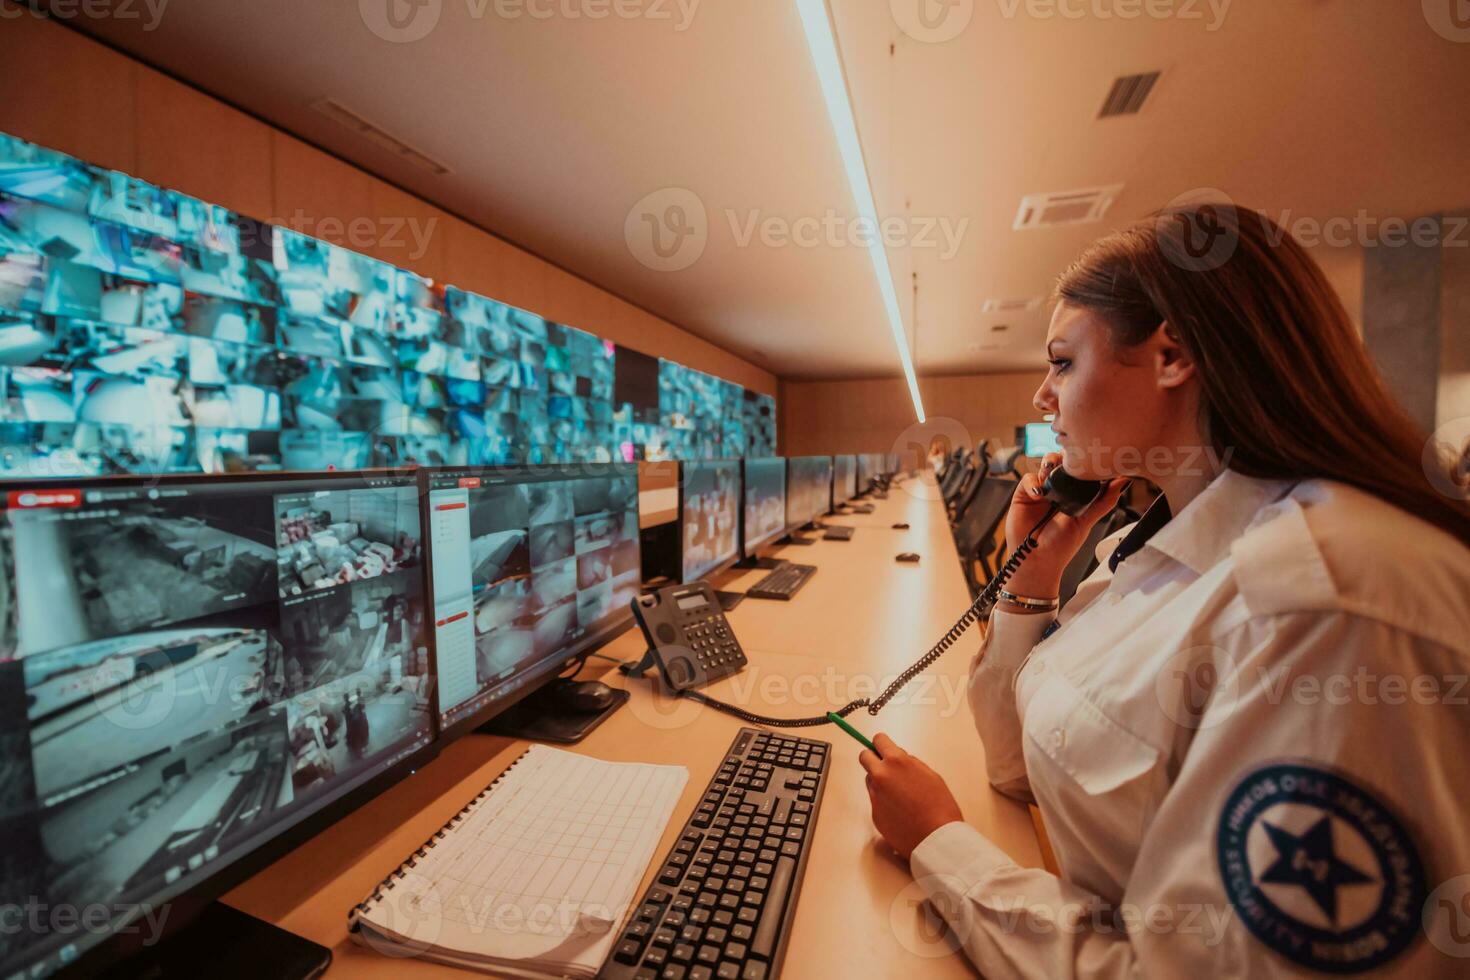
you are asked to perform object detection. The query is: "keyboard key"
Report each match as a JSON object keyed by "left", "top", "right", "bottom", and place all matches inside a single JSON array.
[
  {"left": 615, "top": 939, "right": 643, "bottom": 964},
  {"left": 672, "top": 942, "right": 695, "bottom": 963}
]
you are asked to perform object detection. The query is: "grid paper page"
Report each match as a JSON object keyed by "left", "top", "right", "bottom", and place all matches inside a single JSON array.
[{"left": 413, "top": 746, "right": 687, "bottom": 940}]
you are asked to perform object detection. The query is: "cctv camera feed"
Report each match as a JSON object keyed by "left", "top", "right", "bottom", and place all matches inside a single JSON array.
[
  {"left": 681, "top": 460, "right": 740, "bottom": 583},
  {"left": 743, "top": 458, "right": 786, "bottom": 554},
  {"left": 0, "top": 130, "right": 777, "bottom": 478},
  {"left": 786, "top": 456, "right": 832, "bottom": 529},
  {"left": 833, "top": 455, "right": 857, "bottom": 502},
  {"left": 0, "top": 473, "right": 432, "bottom": 980},
  {"left": 426, "top": 464, "right": 639, "bottom": 729}
]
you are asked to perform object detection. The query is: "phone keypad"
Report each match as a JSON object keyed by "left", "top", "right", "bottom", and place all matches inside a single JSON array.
[{"left": 683, "top": 616, "right": 744, "bottom": 671}]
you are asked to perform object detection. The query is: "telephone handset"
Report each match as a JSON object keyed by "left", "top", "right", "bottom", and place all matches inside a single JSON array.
[
  {"left": 625, "top": 468, "right": 1111, "bottom": 728},
  {"left": 1040, "top": 467, "right": 1108, "bottom": 516}
]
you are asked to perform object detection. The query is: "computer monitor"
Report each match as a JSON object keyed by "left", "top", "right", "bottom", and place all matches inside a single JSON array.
[
  {"left": 0, "top": 470, "right": 435, "bottom": 979},
  {"left": 1023, "top": 423, "right": 1062, "bottom": 458},
  {"left": 741, "top": 457, "right": 786, "bottom": 556},
  {"left": 785, "top": 456, "right": 832, "bottom": 530},
  {"left": 855, "top": 453, "right": 875, "bottom": 490},
  {"left": 832, "top": 455, "right": 857, "bottom": 504},
  {"left": 680, "top": 459, "right": 741, "bottom": 583},
  {"left": 424, "top": 463, "right": 640, "bottom": 736}
]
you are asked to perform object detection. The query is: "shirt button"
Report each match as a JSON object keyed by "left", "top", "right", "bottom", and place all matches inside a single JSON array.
[{"left": 1050, "top": 729, "right": 1065, "bottom": 751}]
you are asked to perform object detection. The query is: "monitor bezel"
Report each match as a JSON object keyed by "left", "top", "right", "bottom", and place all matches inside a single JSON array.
[
  {"left": 740, "top": 457, "right": 788, "bottom": 557},
  {"left": 676, "top": 459, "right": 742, "bottom": 585},
  {"left": 0, "top": 467, "right": 440, "bottom": 980},
  {"left": 419, "top": 462, "right": 641, "bottom": 744}
]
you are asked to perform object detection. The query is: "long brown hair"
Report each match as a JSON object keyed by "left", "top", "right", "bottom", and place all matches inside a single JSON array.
[{"left": 1055, "top": 203, "right": 1470, "bottom": 546}]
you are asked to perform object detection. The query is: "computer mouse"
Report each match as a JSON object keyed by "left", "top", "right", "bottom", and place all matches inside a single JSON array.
[
  {"left": 896, "top": 552, "right": 921, "bottom": 563},
  {"left": 891, "top": 523, "right": 910, "bottom": 530},
  {"left": 558, "top": 680, "right": 619, "bottom": 713}
]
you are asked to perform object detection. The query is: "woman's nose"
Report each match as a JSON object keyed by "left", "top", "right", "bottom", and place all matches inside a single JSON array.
[{"left": 1033, "top": 380, "right": 1056, "bottom": 414}]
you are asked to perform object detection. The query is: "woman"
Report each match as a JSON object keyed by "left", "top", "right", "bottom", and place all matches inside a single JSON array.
[{"left": 860, "top": 204, "right": 1470, "bottom": 977}]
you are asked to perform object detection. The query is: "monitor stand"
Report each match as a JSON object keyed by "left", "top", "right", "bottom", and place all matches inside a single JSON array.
[
  {"left": 734, "top": 555, "right": 786, "bottom": 570},
  {"left": 713, "top": 589, "right": 746, "bottom": 612},
  {"left": 102, "top": 902, "right": 330, "bottom": 980},
  {"left": 781, "top": 532, "right": 817, "bottom": 546},
  {"left": 482, "top": 679, "right": 629, "bottom": 745}
]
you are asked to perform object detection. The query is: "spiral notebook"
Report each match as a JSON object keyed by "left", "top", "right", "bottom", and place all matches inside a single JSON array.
[{"left": 350, "top": 745, "right": 688, "bottom": 978}]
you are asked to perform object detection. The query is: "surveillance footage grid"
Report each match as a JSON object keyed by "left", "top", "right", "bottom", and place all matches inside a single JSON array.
[
  {"left": 681, "top": 460, "right": 741, "bottom": 582},
  {"left": 0, "top": 476, "right": 434, "bottom": 977},
  {"left": 427, "top": 466, "right": 640, "bottom": 728},
  {"left": 744, "top": 458, "right": 787, "bottom": 551},
  {"left": 0, "top": 131, "right": 777, "bottom": 478}
]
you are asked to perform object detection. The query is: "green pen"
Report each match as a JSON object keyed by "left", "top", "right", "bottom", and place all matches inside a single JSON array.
[{"left": 827, "top": 712, "right": 881, "bottom": 757}]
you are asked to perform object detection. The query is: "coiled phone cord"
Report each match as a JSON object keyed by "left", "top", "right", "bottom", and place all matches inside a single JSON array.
[{"left": 675, "top": 505, "right": 1063, "bottom": 729}]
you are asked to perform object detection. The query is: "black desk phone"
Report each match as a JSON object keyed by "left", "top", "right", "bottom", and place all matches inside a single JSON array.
[
  {"left": 622, "top": 468, "right": 1107, "bottom": 727},
  {"left": 629, "top": 582, "right": 749, "bottom": 692}
]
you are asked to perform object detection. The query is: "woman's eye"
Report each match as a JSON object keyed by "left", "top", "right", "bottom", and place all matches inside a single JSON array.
[{"left": 1047, "top": 358, "right": 1070, "bottom": 374}]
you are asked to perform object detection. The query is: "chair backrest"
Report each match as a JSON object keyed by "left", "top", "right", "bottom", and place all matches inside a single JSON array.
[
  {"left": 950, "top": 465, "right": 988, "bottom": 527},
  {"left": 942, "top": 452, "right": 976, "bottom": 504},
  {"left": 954, "top": 476, "right": 1016, "bottom": 568},
  {"left": 989, "top": 446, "right": 1024, "bottom": 476},
  {"left": 1057, "top": 505, "right": 1139, "bottom": 608}
]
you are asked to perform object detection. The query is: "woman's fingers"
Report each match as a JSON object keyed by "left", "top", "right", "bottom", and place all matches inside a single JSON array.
[{"left": 871, "top": 732, "right": 905, "bottom": 759}]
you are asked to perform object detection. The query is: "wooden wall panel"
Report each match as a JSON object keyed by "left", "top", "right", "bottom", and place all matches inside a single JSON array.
[
  {"left": 271, "top": 132, "right": 373, "bottom": 247},
  {"left": 0, "top": 7, "right": 137, "bottom": 173},
  {"left": 135, "top": 67, "right": 273, "bottom": 221},
  {"left": 364, "top": 181, "right": 450, "bottom": 282},
  {"left": 781, "top": 372, "right": 1047, "bottom": 457},
  {"left": 445, "top": 216, "right": 546, "bottom": 314}
]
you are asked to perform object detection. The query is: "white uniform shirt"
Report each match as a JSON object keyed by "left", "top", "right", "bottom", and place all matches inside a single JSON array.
[{"left": 909, "top": 470, "right": 1470, "bottom": 977}]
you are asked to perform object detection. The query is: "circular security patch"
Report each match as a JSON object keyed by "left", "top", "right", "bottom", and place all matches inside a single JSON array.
[{"left": 1217, "top": 763, "right": 1425, "bottom": 973}]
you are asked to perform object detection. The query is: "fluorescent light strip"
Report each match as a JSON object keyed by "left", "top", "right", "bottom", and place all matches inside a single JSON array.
[{"left": 796, "top": 0, "right": 926, "bottom": 423}]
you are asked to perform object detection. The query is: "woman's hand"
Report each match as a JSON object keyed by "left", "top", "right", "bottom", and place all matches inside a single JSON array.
[
  {"left": 1000, "top": 452, "right": 1129, "bottom": 600},
  {"left": 859, "top": 733, "right": 964, "bottom": 861}
]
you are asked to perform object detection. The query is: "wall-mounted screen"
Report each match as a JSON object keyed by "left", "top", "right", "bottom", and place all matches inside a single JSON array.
[{"left": 0, "top": 131, "right": 776, "bottom": 477}]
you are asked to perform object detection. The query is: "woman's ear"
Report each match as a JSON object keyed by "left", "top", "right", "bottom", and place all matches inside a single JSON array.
[{"left": 1153, "top": 320, "right": 1197, "bottom": 390}]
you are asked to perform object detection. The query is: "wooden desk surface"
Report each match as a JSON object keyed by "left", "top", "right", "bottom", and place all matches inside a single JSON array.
[{"left": 223, "top": 474, "right": 1041, "bottom": 977}]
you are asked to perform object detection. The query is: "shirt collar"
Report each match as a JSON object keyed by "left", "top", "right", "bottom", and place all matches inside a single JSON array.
[{"left": 1108, "top": 469, "right": 1298, "bottom": 576}]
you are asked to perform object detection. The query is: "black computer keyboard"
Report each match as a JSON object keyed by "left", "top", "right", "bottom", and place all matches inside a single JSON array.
[
  {"left": 745, "top": 563, "right": 816, "bottom": 601},
  {"left": 599, "top": 728, "right": 829, "bottom": 980}
]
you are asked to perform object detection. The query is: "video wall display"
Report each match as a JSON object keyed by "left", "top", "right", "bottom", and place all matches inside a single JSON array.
[
  {"left": 0, "top": 473, "right": 432, "bottom": 978},
  {"left": 0, "top": 131, "right": 777, "bottom": 478}
]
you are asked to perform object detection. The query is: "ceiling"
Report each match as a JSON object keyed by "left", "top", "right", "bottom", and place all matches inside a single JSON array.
[{"left": 63, "top": 0, "right": 1470, "bottom": 380}]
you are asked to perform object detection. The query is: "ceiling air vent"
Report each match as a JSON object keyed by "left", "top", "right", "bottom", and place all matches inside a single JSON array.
[
  {"left": 980, "top": 298, "right": 1043, "bottom": 314},
  {"left": 312, "top": 98, "right": 451, "bottom": 176},
  {"left": 1099, "top": 71, "right": 1161, "bottom": 118},
  {"left": 1013, "top": 184, "right": 1123, "bottom": 231}
]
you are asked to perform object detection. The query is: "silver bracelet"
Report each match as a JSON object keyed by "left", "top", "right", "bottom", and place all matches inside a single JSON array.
[{"left": 997, "top": 590, "right": 1059, "bottom": 611}]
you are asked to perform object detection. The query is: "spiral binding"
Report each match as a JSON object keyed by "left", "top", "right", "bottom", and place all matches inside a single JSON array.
[
  {"left": 348, "top": 749, "right": 530, "bottom": 926},
  {"left": 675, "top": 507, "right": 1062, "bottom": 729}
]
